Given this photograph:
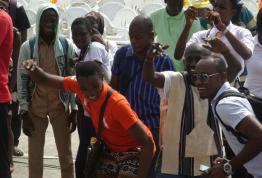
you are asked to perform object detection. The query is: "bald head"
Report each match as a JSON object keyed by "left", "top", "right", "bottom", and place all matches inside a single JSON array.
[
  {"left": 129, "top": 15, "right": 153, "bottom": 33},
  {"left": 197, "top": 55, "right": 227, "bottom": 74}
]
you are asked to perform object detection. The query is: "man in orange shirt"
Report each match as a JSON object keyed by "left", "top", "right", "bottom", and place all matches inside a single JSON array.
[{"left": 21, "top": 60, "right": 155, "bottom": 178}]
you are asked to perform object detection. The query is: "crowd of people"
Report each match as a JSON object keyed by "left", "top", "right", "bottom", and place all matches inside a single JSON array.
[{"left": 0, "top": 0, "right": 262, "bottom": 178}]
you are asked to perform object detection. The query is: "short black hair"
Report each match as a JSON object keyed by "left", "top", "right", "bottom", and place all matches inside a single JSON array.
[
  {"left": 71, "top": 17, "right": 92, "bottom": 32},
  {"left": 184, "top": 43, "right": 211, "bottom": 61},
  {"left": 257, "top": 8, "right": 262, "bottom": 32},
  {"left": 129, "top": 15, "right": 153, "bottom": 33},
  {"left": 75, "top": 61, "right": 104, "bottom": 79},
  {"left": 201, "top": 55, "right": 227, "bottom": 73}
]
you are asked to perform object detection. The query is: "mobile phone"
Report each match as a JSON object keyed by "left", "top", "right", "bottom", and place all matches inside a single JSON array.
[
  {"left": 199, "top": 164, "right": 210, "bottom": 173},
  {"left": 195, "top": 8, "right": 210, "bottom": 19}
]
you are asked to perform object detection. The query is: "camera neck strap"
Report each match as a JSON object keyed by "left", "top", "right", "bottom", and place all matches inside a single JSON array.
[{"left": 97, "top": 88, "right": 113, "bottom": 139}]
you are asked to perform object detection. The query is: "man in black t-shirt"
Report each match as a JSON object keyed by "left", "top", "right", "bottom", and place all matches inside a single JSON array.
[{"left": 6, "top": 0, "right": 30, "bottom": 42}]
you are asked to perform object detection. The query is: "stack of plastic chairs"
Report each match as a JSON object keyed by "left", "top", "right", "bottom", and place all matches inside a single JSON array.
[{"left": 99, "top": 2, "right": 125, "bottom": 20}]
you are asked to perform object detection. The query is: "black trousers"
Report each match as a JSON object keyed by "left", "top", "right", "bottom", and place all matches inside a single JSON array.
[
  {"left": 9, "top": 101, "right": 21, "bottom": 146},
  {"left": 75, "top": 105, "right": 96, "bottom": 178},
  {"left": 0, "top": 103, "right": 11, "bottom": 178}
]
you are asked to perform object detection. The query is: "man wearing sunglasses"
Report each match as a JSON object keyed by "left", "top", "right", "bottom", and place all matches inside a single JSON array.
[
  {"left": 194, "top": 56, "right": 262, "bottom": 178},
  {"left": 143, "top": 42, "right": 240, "bottom": 178}
]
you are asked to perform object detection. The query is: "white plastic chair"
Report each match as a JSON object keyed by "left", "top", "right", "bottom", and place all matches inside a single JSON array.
[
  {"left": 18, "top": 0, "right": 29, "bottom": 8},
  {"left": 98, "top": 2, "right": 124, "bottom": 20},
  {"left": 140, "top": 3, "right": 163, "bottom": 16},
  {"left": 112, "top": 7, "right": 137, "bottom": 29},
  {"left": 98, "top": 0, "right": 125, "bottom": 7},
  {"left": 27, "top": 0, "right": 47, "bottom": 10},
  {"left": 25, "top": 8, "right": 37, "bottom": 25},
  {"left": 100, "top": 12, "right": 129, "bottom": 43},
  {"left": 60, "top": 6, "right": 89, "bottom": 27},
  {"left": 70, "top": 2, "right": 92, "bottom": 11}
]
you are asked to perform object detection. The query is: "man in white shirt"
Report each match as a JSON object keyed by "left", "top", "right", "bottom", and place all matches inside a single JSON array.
[
  {"left": 193, "top": 55, "right": 262, "bottom": 178},
  {"left": 174, "top": 0, "right": 254, "bottom": 78}
]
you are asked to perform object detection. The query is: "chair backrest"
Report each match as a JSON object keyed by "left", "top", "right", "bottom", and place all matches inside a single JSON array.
[
  {"left": 98, "top": 0, "right": 125, "bottom": 7},
  {"left": 98, "top": 2, "right": 124, "bottom": 20},
  {"left": 27, "top": 0, "right": 47, "bottom": 10},
  {"left": 18, "top": 0, "right": 28, "bottom": 8},
  {"left": 60, "top": 6, "right": 89, "bottom": 27},
  {"left": 140, "top": 3, "right": 163, "bottom": 16},
  {"left": 25, "top": 8, "right": 37, "bottom": 25},
  {"left": 70, "top": 2, "right": 91, "bottom": 11},
  {"left": 112, "top": 7, "right": 137, "bottom": 29}
]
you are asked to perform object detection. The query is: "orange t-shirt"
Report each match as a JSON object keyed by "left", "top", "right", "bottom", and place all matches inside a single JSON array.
[{"left": 63, "top": 76, "right": 153, "bottom": 152}]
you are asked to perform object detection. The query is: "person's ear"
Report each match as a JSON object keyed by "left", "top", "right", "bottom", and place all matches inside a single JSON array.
[{"left": 149, "top": 31, "right": 154, "bottom": 41}]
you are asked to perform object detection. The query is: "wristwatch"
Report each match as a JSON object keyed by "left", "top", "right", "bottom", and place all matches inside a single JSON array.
[{"left": 223, "top": 162, "right": 233, "bottom": 175}]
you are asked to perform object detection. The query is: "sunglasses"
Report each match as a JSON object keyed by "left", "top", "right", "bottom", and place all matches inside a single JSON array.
[{"left": 191, "top": 73, "right": 221, "bottom": 83}]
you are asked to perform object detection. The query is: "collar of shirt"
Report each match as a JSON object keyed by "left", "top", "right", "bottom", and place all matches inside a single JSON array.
[
  {"left": 212, "top": 81, "right": 238, "bottom": 102},
  {"left": 164, "top": 8, "right": 184, "bottom": 20},
  {"left": 39, "top": 37, "right": 55, "bottom": 46},
  {"left": 254, "top": 35, "right": 262, "bottom": 47}
]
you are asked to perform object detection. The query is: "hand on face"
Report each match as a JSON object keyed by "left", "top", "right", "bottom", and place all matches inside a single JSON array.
[
  {"left": 207, "top": 11, "right": 226, "bottom": 31},
  {"left": 91, "top": 28, "right": 106, "bottom": 46},
  {"left": 146, "top": 43, "right": 169, "bottom": 61}
]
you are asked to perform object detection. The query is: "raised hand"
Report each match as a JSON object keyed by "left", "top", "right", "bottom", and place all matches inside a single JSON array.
[
  {"left": 207, "top": 11, "right": 226, "bottom": 31},
  {"left": 203, "top": 37, "right": 229, "bottom": 54},
  {"left": 184, "top": 6, "right": 197, "bottom": 27},
  {"left": 22, "top": 59, "right": 38, "bottom": 72},
  {"left": 146, "top": 43, "right": 169, "bottom": 61}
]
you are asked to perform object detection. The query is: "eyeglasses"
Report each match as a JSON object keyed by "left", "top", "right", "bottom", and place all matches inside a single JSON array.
[{"left": 191, "top": 73, "right": 221, "bottom": 83}]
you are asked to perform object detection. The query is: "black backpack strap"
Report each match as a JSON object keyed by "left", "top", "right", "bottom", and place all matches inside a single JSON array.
[
  {"left": 29, "top": 37, "right": 36, "bottom": 59},
  {"left": 214, "top": 91, "right": 248, "bottom": 144}
]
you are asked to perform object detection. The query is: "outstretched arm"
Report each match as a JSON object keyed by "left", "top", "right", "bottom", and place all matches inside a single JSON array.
[
  {"left": 143, "top": 43, "right": 166, "bottom": 88},
  {"left": 22, "top": 59, "right": 64, "bottom": 90}
]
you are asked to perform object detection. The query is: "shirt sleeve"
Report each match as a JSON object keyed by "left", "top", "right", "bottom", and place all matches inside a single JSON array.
[
  {"left": 0, "top": 13, "right": 9, "bottom": 46},
  {"left": 111, "top": 48, "right": 123, "bottom": 76},
  {"left": 111, "top": 99, "right": 139, "bottom": 130},
  {"left": 63, "top": 76, "right": 80, "bottom": 94},
  {"left": 85, "top": 43, "right": 112, "bottom": 82},
  {"left": 216, "top": 97, "right": 254, "bottom": 129},
  {"left": 239, "top": 28, "right": 254, "bottom": 54}
]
